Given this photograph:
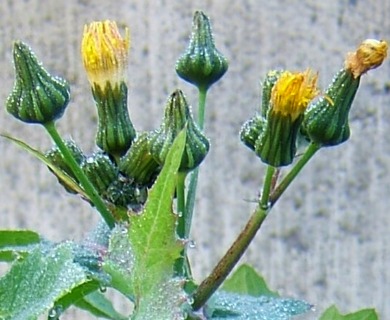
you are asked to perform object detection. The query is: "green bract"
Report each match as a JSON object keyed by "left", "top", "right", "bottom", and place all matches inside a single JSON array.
[
  {"left": 176, "top": 11, "right": 228, "bottom": 90},
  {"left": 6, "top": 41, "right": 70, "bottom": 124}
]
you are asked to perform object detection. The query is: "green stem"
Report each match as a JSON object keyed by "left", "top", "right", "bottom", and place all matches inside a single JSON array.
[
  {"left": 176, "top": 172, "right": 187, "bottom": 238},
  {"left": 191, "top": 165, "right": 275, "bottom": 311},
  {"left": 175, "top": 172, "right": 192, "bottom": 278},
  {"left": 43, "top": 121, "right": 115, "bottom": 229},
  {"left": 197, "top": 86, "right": 208, "bottom": 130},
  {"left": 260, "top": 166, "right": 276, "bottom": 209},
  {"left": 184, "top": 86, "right": 208, "bottom": 239},
  {"left": 269, "top": 142, "right": 321, "bottom": 206}
]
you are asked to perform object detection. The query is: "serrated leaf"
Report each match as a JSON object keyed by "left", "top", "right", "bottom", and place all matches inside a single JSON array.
[
  {"left": 222, "top": 264, "right": 278, "bottom": 297},
  {"left": 0, "top": 242, "right": 89, "bottom": 320},
  {"left": 319, "top": 305, "right": 378, "bottom": 320},
  {"left": 0, "top": 133, "right": 88, "bottom": 199},
  {"left": 129, "top": 130, "right": 186, "bottom": 294},
  {"left": 0, "top": 230, "right": 41, "bottom": 262},
  {"left": 206, "top": 291, "right": 311, "bottom": 320},
  {"left": 74, "top": 290, "right": 128, "bottom": 320}
]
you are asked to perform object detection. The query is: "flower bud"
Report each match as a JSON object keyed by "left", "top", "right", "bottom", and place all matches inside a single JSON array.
[
  {"left": 106, "top": 177, "right": 147, "bottom": 209},
  {"left": 302, "top": 69, "right": 358, "bottom": 146},
  {"left": 176, "top": 11, "right": 228, "bottom": 90},
  {"left": 241, "top": 70, "right": 318, "bottom": 167},
  {"left": 150, "top": 89, "right": 209, "bottom": 172},
  {"left": 119, "top": 132, "right": 161, "bottom": 187},
  {"left": 6, "top": 41, "right": 70, "bottom": 124},
  {"left": 240, "top": 115, "right": 266, "bottom": 152},
  {"left": 260, "top": 70, "right": 284, "bottom": 118},
  {"left": 45, "top": 139, "right": 85, "bottom": 193},
  {"left": 302, "top": 39, "right": 388, "bottom": 146},
  {"left": 82, "top": 21, "right": 136, "bottom": 157},
  {"left": 81, "top": 153, "right": 118, "bottom": 195}
]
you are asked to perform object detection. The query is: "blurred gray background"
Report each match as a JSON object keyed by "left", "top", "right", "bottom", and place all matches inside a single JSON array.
[{"left": 0, "top": 0, "right": 389, "bottom": 319}]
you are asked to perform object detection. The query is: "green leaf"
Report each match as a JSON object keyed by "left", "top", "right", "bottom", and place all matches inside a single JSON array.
[
  {"left": 74, "top": 291, "right": 128, "bottom": 320},
  {"left": 206, "top": 291, "right": 311, "bottom": 320},
  {"left": 104, "top": 130, "right": 187, "bottom": 320},
  {"left": 0, "top": 242, "right": 89, "bottom": 320},
  {"left": 0, "top": 230, "right": 41, "bottom": 262},
  {"left": 129, "top": 129, "right": 186, "bottom": 291},
  {"left": 319, "top": 305, "right": 378, "bottom": 320},
  {"left": 54, "top": 280, "right": 101, "bottom": 313},
  {"left": 222, "top": 264, "right": 278, "bottom": 297},
  {"left": 0, "top": 133, "right": 88, "bottom": 199}
]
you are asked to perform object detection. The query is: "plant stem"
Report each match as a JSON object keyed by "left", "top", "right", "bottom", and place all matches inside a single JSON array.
[
  {"left": 185, "top": 86, "right": 208, "bottom": 239},
  {"left": 176, "top": 172, "right": 187, "bottom": 238},
  {"left": 269, "top": 142, "right": 321, "bottom": 206},
  {"left": 43, "top": 121, "right": 115, "bottom": 229},
  {"left": 197, "top": 86, "right": 208, "bottom": 130},
  {"left": 191, "top": 165, "right": 275, "bottom": 311}
]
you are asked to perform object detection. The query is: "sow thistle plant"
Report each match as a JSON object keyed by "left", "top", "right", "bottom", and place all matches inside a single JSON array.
[{"left": 0, "top": 10, "right": 388, "bottom": 320}]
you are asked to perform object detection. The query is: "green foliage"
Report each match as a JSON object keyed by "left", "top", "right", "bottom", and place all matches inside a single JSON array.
[
  {"left": 319, "top": 305, "right": 378, "bottom": 320},
  {"left": 222, "top": 264, "right": 278, "bottom": 297},
  {"left": 0, "top": 230, "right": 41, "bottom": 262},
  {"left": 1, "top": 9, "right": 387, "bottom": 320},
  {"left": 74, "top": 291, "right": 128, "bottom": 320},
  {"left": 0, "top": 133, "right": 88, "bottom": 198},
  {"left": 205, "top": 291, "right": 311, "bottom": 320},
  {"left": 104, "top": 130, "right": 187, "bottom": 319},
  {"left": 0, "top": 243, "right": 89, "bottom": 319}
]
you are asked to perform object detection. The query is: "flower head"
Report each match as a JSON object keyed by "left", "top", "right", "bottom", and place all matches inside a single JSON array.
[
  {"left": 81, "top": 20, "right": 130, "bottom": 89},
  {"left": 345, "top": 39, "right": 388, "bottom": 78},
  {"left": 271, "top": 69, "right": 319, "bottom": 121}
]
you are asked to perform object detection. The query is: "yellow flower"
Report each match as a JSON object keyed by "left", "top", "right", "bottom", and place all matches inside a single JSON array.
[
  {"left": 271, "top": 69, "right": 319, "bottom": 121},
  {"left": 345, "top": 39, "right": 388, "bottom": 78},
  {"left": 81, "top": 20, "right": 130, "bottom": 89}
]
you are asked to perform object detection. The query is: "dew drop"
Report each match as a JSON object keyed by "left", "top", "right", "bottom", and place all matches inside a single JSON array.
[
  {"left": 48, "top": 305, "right": 63, "bottom": 319},
  {"left": 99, "top": 284, "right": 107, "bottom": 293},
  {"left": 188, "top": 240, "right": 196, "bottom": 249}
]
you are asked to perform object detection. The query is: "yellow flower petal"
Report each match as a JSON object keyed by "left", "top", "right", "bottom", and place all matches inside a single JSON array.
[
  {"left": 271, "top": 69, "right": 319, "bottom": 121},
  {"left": 345, "top": 39, "right": 388, "bottom": 78},
  {"left": 81, "top": 20, "right": 130, "bottom": 89}
]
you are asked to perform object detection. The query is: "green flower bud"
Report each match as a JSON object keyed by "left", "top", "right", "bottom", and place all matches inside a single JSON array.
[
  {"left": 302, "top": 69, "right": 359, "bottom": 146},
  {"left": 45, "top": 139, "right": 85, "bottom": 193},
  {"left": 81, "top": 21, "right": 136, "bottom": 158},
  {"left": 81, "top": 153, "right": 118, "bottom": 195},
  {"left": 119, "top": 132, "right": 161, "bottom": 187},
  {"left": 92, "top": 82, "right": 136, "bottom": 157},
  {"left": 302, "top": 39, "right": 388, "bottom": 147},
  {"left": 150, "top": 89, "right": 209, "bottom": 172},
  {"left": 106, "top": 177, "right": 147, "bottom": 209},
  {"left": 241, "top": 70, "right": 319, "bottom": 167},
  {"left": 260, "top": 70, "right": 283, "bottom": 117},
  {"left": 176, "top": 11, "right": 228, "bottom": 90},
  {"left": 240, "top": 115, "right": 266, "bottom": 152},
  {"left": 6, "top": 41, "right": 70, "bottom": 124}
]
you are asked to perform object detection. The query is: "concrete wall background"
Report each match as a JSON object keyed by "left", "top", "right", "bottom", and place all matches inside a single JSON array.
[{"left": 0, "top": 0, "right": 389, "bottom": 319}]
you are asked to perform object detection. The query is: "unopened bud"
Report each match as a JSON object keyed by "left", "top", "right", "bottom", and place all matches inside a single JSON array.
[
  {"left": 150, "top": 89, "right": 209, "bottom": 172},
  {"left": 119, "top": 132, "right": 161, "bottom": 187},
  {"left": 6, "top": 41, "right": 70, "bottom": 124},
  {"left": 45, "top": 139, "right": 85, "bottom": 193},
  {"left": 176, "top": 11, "right": 228, "bottom": 90},
  {"left": 81, "top": 153, "right": 118, "bottom": 195}
]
